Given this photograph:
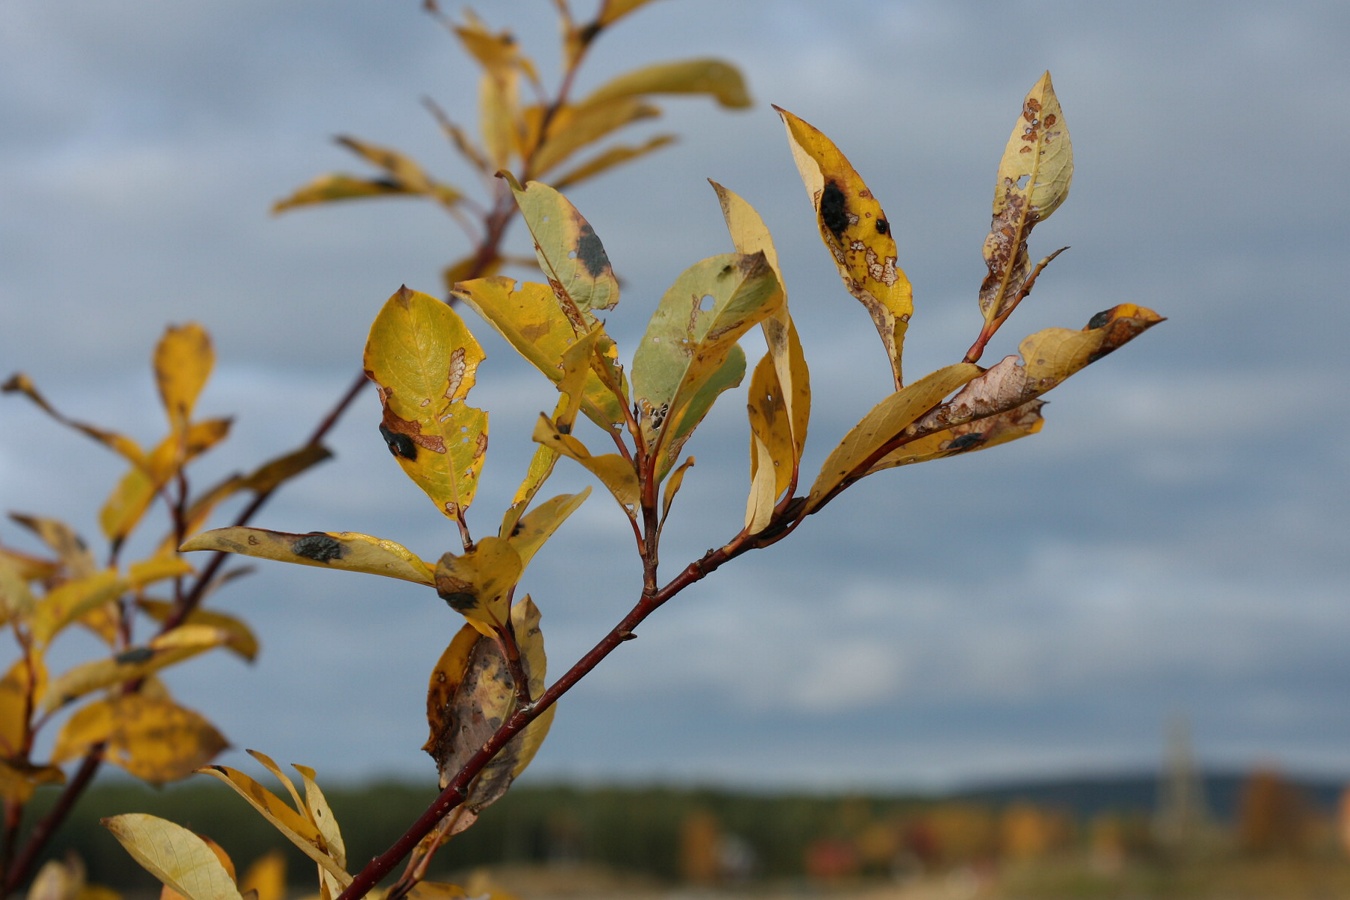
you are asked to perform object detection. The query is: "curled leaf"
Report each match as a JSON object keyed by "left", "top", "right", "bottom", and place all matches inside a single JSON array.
[{"left": 435, "top": 536, "right": 523, "bottom": 634}]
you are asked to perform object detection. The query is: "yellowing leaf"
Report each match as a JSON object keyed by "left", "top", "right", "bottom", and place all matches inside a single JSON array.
[
  {"left": 552, "top": 134, "right": 677, "bottom": 190},
  {"left": 238, "top": 851, "right": 287, "bottom": 900},
  {"left": 435, "top": 536, "right": 522, "bottom": 633},
  {"left": 912, "top": 305, "right": 1165, "bottom": 439},
  {"left": 870, "top": 401, "right": 1046, "bottom": 471},
  {"left": 154, "top": 323, "right": 213, "bottom": 430},
  {"left": 744, "top": 354, "right": 793, "bottom": 533},
  {"left": 596, "top": 0, "right": 661, "bottom": 27},
  {"left": 292, "top": 764, "right": 346, "bottom": 871},
  {"left": 631, "top": 252, "right": 783, "bottom": 476},
  {"left": 0, "top": 553, "right": 39, "bottom": 625},
  {"left": 0, "top": 652, "right": 45, "bottom": 757},
  {"left": 505, "top": 176, "right": 620, "bottom": 314},
  {"left": 778, "top": 106, "right": 912, "bottom": 389},
  {"left": 978, "top": 71, "right": 1073, "bottom": 331},
  {"left": 137, "top": 599, "right": 260, "bottom": 662},
  {"left": 364, "top": 286, "right": 489, "bottom": 524},
  {"left": 43, "top": 625, "right": 231, "bottom": 713},
  {"left": 272, "top": 174, "right": 423, "bottom": 213},
  {"left": 52, "top": 695, "right": 227, "bottom": 784},
  {"left": 424, "top": 597, "right": 554, "bottom": 827},
  {"left": 806, "top": 363, "right": 983, "bottom": 511},
  {"left": 531, "top": 415, "right": 639, "bottom": 514},
  {"left": 31, "top": 569, "right": 125, "bottom": 647},
  {"left": 503, "top": 489, "right": 590, "bottom": 571},
  {"left": 102, "top": 814, "right": 244, "bottom": 900},
  {"left": 238, "top": 444, "right": 333, "bottom": 494},
  {"left": 0, "top": 759, "right": 63, "bottom": 806},
  {"left": 2, "top": 375, "right": 146, "bottom": 467},
  {"left": 529, "top": 97, "right": 660, "bottom": 178},
  {"left": 9, "top": 514, "right": 97, "bottom": 578},
  {"left": 334, "top": 136, "right": 459, "bottom": 207},
  {"left": 197, "top": 763, "right": 350, "bottom": 886},
  {"left": 181, "top": 527, "right": 434, "bottom": 587},
  {"left": 660, "top": 456, "right": 695, "bottom": 529},
  {"left": 454, "top": 278, "right": 628, "bottom": 431},
  {"left": 127, "top": 554, "right": 194, "bottom": 589},
  {"left": 584, "top": 58, "right": 751, "bottom": 109}
]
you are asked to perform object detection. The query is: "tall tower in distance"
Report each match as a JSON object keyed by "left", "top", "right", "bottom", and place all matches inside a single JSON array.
[{"left": 1154, "top": 715, "right": 1210, "bottom": 855}]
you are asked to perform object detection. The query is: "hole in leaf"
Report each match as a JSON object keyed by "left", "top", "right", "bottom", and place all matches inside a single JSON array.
[{"left": 1016, "top": 174, "right": 1031, "bottom": 190}]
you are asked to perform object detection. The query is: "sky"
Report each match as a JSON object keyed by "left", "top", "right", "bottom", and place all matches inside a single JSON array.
[{"left": 2, "top": 1, "right": 1348, "bottom": 793}]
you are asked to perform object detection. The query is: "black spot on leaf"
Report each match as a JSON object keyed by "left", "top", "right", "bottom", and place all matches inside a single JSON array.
[
  {"left": 292, "top": 533, "right": 344, "bottom": 563},
  {"left": 946, "top": 433, "right": 986, "bottom": 452},
  {"left": 1087, "top": 308, "right": 1114, "bottom": 330},
  {"left": 574, "top": 223, "right": 611, "bottom": 278},
  {"left": 115, "top": 647, "right": 155, "bottom": 665},
  {"left": 379, "top": 424, "right": 418, "bottom": 460},
  {"left": 440, "top": 590, "right": 478, "bottom": 612},
  {"left": 820, "top": 181, "right": 849, "bottom": 238},
  {"left": 876, "top": 218, "right": 890, "bottom": 235}
]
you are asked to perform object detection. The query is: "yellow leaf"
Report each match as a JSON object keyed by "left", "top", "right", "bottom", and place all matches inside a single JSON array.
[
  {"left": 292, "top": 764, "right": 346, "bottom": 871},
  {"left": 52, "top": 695, "right": 227, "bottom": 785},
  {"left": 2, "top": 375, "right": 146, "bottom": 468},
  {"left": 503, "top": 489, "right": 590, "bottom": 571},
  {"left": 25, "top": 856, "right": 92, "bottom": 900},
  {"left": 272, "top": 173, "right": 422, "bottom": 214},
  {"left": 0, "top": 652, "right": 44, "bottom": 757},
  {"left": 531, "top": 415, "right": 639, "bottom": 514},
  {"left": 711, "top": 181, "right": 811, "bottom": 468},
  {"left": 584, "top": 58, "right": 751, "bottom": 109},
  {"left": 597, "top": 0, "right": 663, "bottom": 28},
  {"left": 454, "top": 278, "right": 628, "bottom": 431},
  {"left": 238, "top": 851, "right": 286, "bottom": 900},
  {"left": 364, "top": 286, "right": 489, "bottom": 524},
  {"left": 8, "top": 514, "right": 97, "bottom": 578},
  {"left": 660, "top": 456, "right": 695, "bottom": 529},
  {"left": 238, "top": 444, "right": 333, "bottom": 494},
  {"left": 181, "top": 527, "right": 434, "bottom": 587},
  {"left": 777, "top": 106, "right": 912, "bottom": 389},
  {"left": 552, "top": 134, "right": 676, "bottom": 189},
  {"left": 31, "top": 569, "right": 124, "bottom": 647},
  {"left": 103, "top": 814, "right": 243, "bottom": 900},
  {"left": 154, "top": 323, "right": 213, "bottom": 431},
  {"left": 197, "top": 763, "right": 350, "bottom": 887},
  {"left": 979, "top": 71, "right": 1073, "bottom": 328},
  {"left": 529, "top": 97, "right": 660, "bottom": 177},
  {"left": 137, "top": 600, "right": 260, "bottom": 662},
  {"left": 334, "top": 136, "right": 457, "bottom": 203},
  {"left": 405, "top": 883, "right": 469, "bottom": 900},
  {"left": 0, "top": 759, "right": 63, "bottom": 806},
  {"left": 806, "top": 363, "right": 982, "bottom": 511},
  {"left": 744, "top": 353, "right": 794, "bottom": 532},
  {"left": 127, "top": 554, "right": 194, "bottom": 589},
  {"left": 435, "top": 536, "right": 522, "bottom": 633},
  {"left": 42, "top": 626, "right": 231, "bottom": 713},
  {"left": 480, "top": 70, "right": 521, "bottom": 170},
  {"left": 0, "top": 553, "right": 39, "bottom": 625}
]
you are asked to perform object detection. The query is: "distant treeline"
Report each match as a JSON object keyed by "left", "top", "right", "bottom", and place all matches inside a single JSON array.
[{"left": 21, "top": 771, "right": 1347, "bottom": 891}]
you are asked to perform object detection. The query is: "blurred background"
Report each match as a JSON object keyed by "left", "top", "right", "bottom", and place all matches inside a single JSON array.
[{"left": 3, "top": 1, "right": 1349, "bottom": 891}]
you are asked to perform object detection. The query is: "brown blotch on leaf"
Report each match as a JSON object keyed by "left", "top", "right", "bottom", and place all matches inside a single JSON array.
[
  {"left": 292, "top": 533, "right": 344, "bottom": 563},
  {"left": 115, "top": 647, "right": 155, "bottom": 665}
]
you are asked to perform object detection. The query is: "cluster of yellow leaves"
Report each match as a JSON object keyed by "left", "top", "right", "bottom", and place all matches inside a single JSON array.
[
  {"left": 103, "top": 752, "right": 481, "bottom": 900},
  {"left": 1, "top": 324, "right": 329, "bottom": 806},
  {"left": 271, "top": 1, "right": 751, "bottom": 294}
]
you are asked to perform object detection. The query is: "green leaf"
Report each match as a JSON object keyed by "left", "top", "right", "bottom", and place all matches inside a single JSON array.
[
  {"left": 631, "top": 252, "right": 783, "bottom": 476},
  {"left": 181, "top": 527, "right": 435, "bottom": 586},
  {"left": 364, "top": 286, "right": 489, "bottom": 524}
]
